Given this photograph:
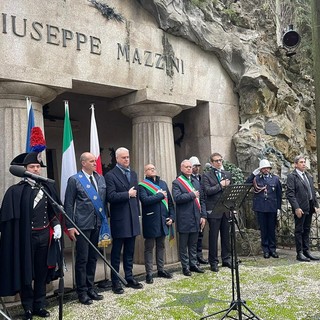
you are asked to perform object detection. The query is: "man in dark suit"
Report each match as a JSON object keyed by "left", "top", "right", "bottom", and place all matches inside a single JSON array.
[
  {"left": 105, "top": 147, "right": 143, "bottom": 294},
  {"left": 139, "top": 164, "right": 175, "bottom": 284},
  {"left": 189, "top": 156, "right": 208, "bottom": 265},
  {"left": 202, "top": 152, "right": 232, "bottom": 272},
  {"left": 286, "top": 155, "right": 319, "bottom": 262},
  {"left": 172, "top": 159, "right": 206, "bottom": 276},
  {"left": 65, "top": 152, "right": 109, "bottom": 305}
]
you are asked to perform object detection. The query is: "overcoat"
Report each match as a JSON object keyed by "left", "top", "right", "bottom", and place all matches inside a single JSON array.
[
  {"left": 172, "top": 175, "right": 206, "bottom": 233},
  {"left": 139, "top": 176, "right": 175, "bottom": 239},
  {"left": 105, "top": 166, "right": 140, "bottom": 238}
]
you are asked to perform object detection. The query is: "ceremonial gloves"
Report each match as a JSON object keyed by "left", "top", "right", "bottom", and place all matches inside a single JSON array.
[
  {"left": 252, "top": 168, "right": 260, "bottom": 176},
  {"left": 53, "top": 224, "right": 62, "bottom": 239}
]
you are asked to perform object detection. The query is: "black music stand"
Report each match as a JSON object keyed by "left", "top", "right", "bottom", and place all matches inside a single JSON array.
[{"left": 201, "top": 184, "right": 261, "bottom": 320}]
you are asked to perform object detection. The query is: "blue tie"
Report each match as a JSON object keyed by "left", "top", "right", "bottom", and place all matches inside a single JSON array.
[{"left": 124, "top": 169, "right": 130, "bottom": 182}]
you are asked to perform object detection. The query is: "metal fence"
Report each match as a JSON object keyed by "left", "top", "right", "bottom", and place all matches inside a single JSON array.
[{"left": 237, "top": 186, "right": 320, "bottom": 251}]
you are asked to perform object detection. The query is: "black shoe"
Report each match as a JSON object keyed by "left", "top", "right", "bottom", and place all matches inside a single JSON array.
[
  {"left": 146, "top": 274, "right": 153, "bottom": 284},
  {"left": 126, "top": 279, "right": 143, "bottom": 289},
  {"left": 222, "top": 261, "right": 232, "bottom": 268},
  {"left": 210, "top": 264, "right": 219, "bottom": 272},
  {"left": 112, "top": 282, "right": 124, "bottom": 294},
  {"left": 270, "top": 252, "right": 279, "bottom": 258},
  {"left": 88, "top": 289, "right": 104, "bottom": 300},
  {"left": 197, "top": 256, "right": 209, "bottom": 264},
  {"left": 25, "top": 310, "right": 33, "bottom": 320},
  {"left": 296, "top": 252, "right": 310, "bottom": 262},
  {"left": 263, "top": 252, "right": 270, "bottom": 259},
  {"left": 33, "top": 308, "right": 50, "bottom": 318},
  {"left": 190, "top": 265, "right": 205, "bottom": 273},
  {"left": 303, "top": 250, "right": 320, "bottom": 261},
  {"left": 97, "top": 279, "right": 109, "bottom": 288},
  {"left": 78, "top": 293, "right": 93, "bottom": 305},
  {"left": 158, "top": 270, "right": 172, "bottom": 279},
  {"left": 183, "top": 268, "right": 191, "bottom": 276}
]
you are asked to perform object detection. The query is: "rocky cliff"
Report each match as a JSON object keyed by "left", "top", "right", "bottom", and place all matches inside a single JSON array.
[{"left": 138, "top": 0, "right": 315, "bottom": 180}]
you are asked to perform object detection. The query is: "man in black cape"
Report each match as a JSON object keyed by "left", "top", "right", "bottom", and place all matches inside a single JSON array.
[{"left": 0, "top": 152, "right": 62, "bottom": 320}]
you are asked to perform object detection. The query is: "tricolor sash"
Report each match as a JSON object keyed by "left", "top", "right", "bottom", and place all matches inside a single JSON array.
[
  {"left": 138, "top": 179, "right": 168, "bottom": 211},
  {"left": 77, "top": 172, "right": 111, "bottom": 247},
  {"left": 177, "top": 175, "right": 201, "bottom": 210},
  {"left": 139, "top": 179, "right": 175, "bottom": 245}
]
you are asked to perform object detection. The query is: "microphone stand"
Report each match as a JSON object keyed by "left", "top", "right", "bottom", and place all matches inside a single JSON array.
[{"left": 37, "top": 182, "right": 127, "bottom": 320}]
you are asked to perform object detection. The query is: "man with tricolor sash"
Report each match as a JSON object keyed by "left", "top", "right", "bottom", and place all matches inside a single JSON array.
[
  {"left": 64, "top": 152, "right": 110, "bottom": 305},
  {"left": 139, "top": 164, "right": 175, "bottom": 284},
  {"left": 172, "top": 159, "right": 207, "bottom": 276}
]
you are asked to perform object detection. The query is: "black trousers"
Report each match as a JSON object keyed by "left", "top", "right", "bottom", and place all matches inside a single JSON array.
[
  {"left": 75, "top": 227, "right": 99, "bottom": 295},
  {"left": 197, "top": 230, "right": 204, "bottom": 258},
  {"left": 208, "top": 215, "right": 230, "bottom": 265},
  {"left": 111, "top": 237, "right": 136, "bottom": 284},
  {"left": 294, "top": 207, "right": 313, "bottom": 253},
  {"left": 256, "top": 211, "right": 277, "bottom": 254},
  {"left": 20, "top": 228, "right": 49, "bottom": 312}
]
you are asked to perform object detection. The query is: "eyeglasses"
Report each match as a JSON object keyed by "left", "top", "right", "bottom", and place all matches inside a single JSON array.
[
  {"left": 146, "top": 167, "right": 156, "bottom": 171},
  {"left": 212, "top": 159, "right": 223, "bottom": 163}
]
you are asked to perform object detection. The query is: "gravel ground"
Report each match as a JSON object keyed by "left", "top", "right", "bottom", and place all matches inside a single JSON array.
[{"left": 4, "top": 248, "right": 320, "bottom": 320}]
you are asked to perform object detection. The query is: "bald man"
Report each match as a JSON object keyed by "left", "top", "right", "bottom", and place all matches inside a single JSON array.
[{"left": 65, "top": 152, "right": 107, "bottom": 305}]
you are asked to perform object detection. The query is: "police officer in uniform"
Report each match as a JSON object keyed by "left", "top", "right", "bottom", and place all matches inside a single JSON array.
[
  {"left": 246, "top": 159, "right": 282, "bottom": 258},
  {"left": 0, "top": 152, "right": 62, "bottom": 320}
]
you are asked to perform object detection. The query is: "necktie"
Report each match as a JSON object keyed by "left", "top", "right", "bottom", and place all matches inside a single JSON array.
[
  {"left": 216, "top": 171, "right": 221, "bottom": 182},
  {"left": 89, "top": 175, "right": 97, "bottom": 191},
  {"left": 124, "top": 169, "right": 130, "bottom": 182},
  {"left": 302, "top": 173, "right": 312, "bottom": 200}
]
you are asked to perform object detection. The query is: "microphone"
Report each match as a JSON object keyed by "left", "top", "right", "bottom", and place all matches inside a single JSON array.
[
  {"left": 205, "top": 163, "right": 212, "bottom": 170},
  {"left": 9, "top": 165, "right": 55, "bottom": 184}
]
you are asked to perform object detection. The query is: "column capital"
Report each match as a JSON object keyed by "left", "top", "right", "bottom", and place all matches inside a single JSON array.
[
  {"left": 0, "top": 81, "right": 58, "bottom": 104},
  {"left": 121, "top": 103, "right": 182, "bottom": 119}
]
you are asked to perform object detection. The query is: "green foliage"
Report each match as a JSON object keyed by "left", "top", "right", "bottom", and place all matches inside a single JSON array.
[{"left": 223, "top": 160, "right": 245, "bottom": 184}]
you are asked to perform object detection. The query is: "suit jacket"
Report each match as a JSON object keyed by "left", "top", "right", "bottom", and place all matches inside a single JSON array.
[
  {"left": 139, "top": 176, "right": 175, "bottom": 239},
  {"left": 172, "top": 174, "right": 206, "bottom": 233},
  {"left": 64, "top": 171, "right": 107, "bottom": 230},
  {"left": 202, "top": 168, "right": 232, "bottom": 219},
  {"left": 286, "top": 169, "right": 318, "bottom": 214},
  {"left": 105, "top": 166, "right": 140, "bottom": 238}
]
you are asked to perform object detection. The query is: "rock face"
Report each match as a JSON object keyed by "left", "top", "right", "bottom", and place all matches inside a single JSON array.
[{"left": 138, "top": 0, "right": 316, "bottom": 180}]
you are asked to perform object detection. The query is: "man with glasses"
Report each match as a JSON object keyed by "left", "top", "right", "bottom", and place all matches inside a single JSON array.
[
  {"left": 202, "top": 152, "right": 232, "bottom": 272},
  {"left": 139, "top": 164, "right": 175, "bottom": 284},
  {"left": 286, "top": 155, "right": 319, "bottom": 262}
]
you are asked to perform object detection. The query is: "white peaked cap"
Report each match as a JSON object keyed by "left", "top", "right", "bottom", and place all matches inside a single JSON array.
[
  {"left": 258, "top": 159, "right": 272, "bottom": 170},
  {"left": 189, "top": 156, "right": 201, "bottom": 166}
]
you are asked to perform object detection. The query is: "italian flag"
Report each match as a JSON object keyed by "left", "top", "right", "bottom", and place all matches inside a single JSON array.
[
  {"left": 90, "top": 104, "right": 102, "bottom": 175},
  {"left": 60, "top": 101, "right": 77, "bottom": 203}
]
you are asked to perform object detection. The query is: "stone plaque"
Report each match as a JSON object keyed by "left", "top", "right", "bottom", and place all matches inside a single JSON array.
[{"left": 265, "top": 121, "right": 280, "bottom": 136}]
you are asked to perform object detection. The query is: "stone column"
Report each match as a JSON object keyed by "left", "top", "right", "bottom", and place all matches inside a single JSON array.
[
  {"left": 121, "top": 103, "right": 182, "bottom": 264},
  {"left": 0, "top": 81, "right": 57, "bottom": 202}
]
